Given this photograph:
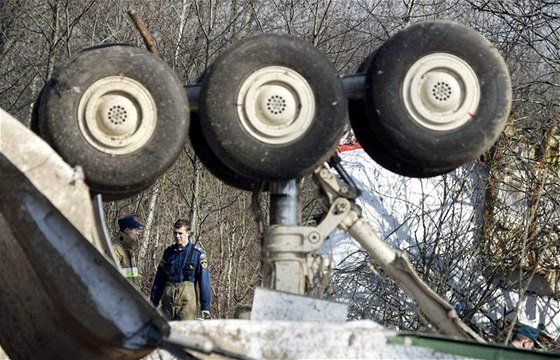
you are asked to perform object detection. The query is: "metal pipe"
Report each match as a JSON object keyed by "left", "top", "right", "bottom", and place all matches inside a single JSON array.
[
  {"left": 269, "top": 180, "right": 299, "bottom": 226},
  {"left": 264, "top": 180, "right": 306, "bottom": 294},
  {"left": 184, "top": 74, "right": 366, "bottom": 112},
  {"left": 185, "top": 84, "right": 200, "bottom": 112}
]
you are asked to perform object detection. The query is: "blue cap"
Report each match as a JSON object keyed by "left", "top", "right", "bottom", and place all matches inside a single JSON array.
[
  {"left": 118, "top": 215, "right": 143, "bottom": 232},
  {"left": 514, "top": 324, "right": 540, "bottom": 342}
]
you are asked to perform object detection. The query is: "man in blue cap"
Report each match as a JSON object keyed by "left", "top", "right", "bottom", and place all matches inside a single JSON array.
[
  {"left": 511, "top": 324, "right": 540, "bottom": 349},
  {"left": 112, "top": 214, "right": 143, "bottom": 285}
]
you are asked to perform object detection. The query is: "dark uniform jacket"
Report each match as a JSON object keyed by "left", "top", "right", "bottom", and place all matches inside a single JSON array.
[{"left": 150, "top": 242, "right": 211, "bottom": 310}]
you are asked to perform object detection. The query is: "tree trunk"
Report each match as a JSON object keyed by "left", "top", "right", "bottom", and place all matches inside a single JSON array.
[
  {"left": 527, "top": 123, "right": 557, "bottom": 267},
  {"left": 139, "top": 182, "right": 160, "bottom": 266}
]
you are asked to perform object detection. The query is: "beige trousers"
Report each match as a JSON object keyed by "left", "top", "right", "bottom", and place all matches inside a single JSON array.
[{"left": 161, "top": 281, "right": 197, "bottom": 320}]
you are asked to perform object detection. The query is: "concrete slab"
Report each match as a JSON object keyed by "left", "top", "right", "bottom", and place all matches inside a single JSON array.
[{"left": 251, "top": 287, "right": 347, "bottom": 322}]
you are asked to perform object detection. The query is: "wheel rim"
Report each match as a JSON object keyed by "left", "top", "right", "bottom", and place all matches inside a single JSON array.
[
  {"left": 236, "top": 66, "right": 315, "bottom": 144},
  {"left": 402, "top": 53, "right": 480, "bottom": 132},
  {"left": 77, "top": 76, "right": 157, "bottom": 154}
]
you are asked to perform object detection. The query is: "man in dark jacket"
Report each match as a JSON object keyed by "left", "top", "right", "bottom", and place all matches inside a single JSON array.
[{"left": 150, "top": 218, "right": 211, "bottom": 320}]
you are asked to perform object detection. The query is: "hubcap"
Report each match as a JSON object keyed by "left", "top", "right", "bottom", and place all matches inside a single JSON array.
[
  {"left": 237, "top": 66, "right": 315, "bottom": 144},
  {"left": 78, "top": 76, "right": 156, "bottom": 154},
  {"left": 402, "top": 53, "right": 480, "bottom": 131}
]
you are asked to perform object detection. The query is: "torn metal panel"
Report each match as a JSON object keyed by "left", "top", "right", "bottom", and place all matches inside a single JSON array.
[{"left": 0, "top": 109, "right": 168, "bottom": 359}]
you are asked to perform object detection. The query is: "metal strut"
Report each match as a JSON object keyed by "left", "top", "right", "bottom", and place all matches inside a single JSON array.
[{"left": 263, "top": 158, "right": 484, "bottom": 342}]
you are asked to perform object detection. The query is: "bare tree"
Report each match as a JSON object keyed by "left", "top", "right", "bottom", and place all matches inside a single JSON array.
[{"left": 2, "top": 2, "right": 560, "bottom": 346}]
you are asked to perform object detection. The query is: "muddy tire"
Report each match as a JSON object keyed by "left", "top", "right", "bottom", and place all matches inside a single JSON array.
[
  {"left": 363, "top": 21, "right": 511, "bottom": 169},
  {"left": 199, "top": 34, "right": 347, "bottom": 181},
  {"left": 349, "top": 53, "right": 455, "bottom": 177},
  {"left": 38, "top": 44, "right": 189, "bottom": 198}
]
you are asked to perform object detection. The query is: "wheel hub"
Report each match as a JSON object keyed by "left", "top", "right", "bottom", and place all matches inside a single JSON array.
[
  {"left": 256, "top": 85, "right": 297, "bottom": 127},
  {"left": 237, "top": 66, "right": 315, "bottom": 144},
  {"left": 95, "top": 96, "right": 137, "bottom": 137},
  {"left": 402, "top": 53, "right": 480, "bottom": 131},
  {"left": 78, "top": 76, "right": 157, "bottom": 154}
]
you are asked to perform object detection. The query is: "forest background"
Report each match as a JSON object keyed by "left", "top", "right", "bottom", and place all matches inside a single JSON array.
[{"left": 1, "top": 0, "right": 559, "bottom": 345}]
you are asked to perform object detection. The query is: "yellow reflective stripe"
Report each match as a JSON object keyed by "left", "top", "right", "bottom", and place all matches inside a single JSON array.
[{"left": 122, "top": 267, "right": 139, "bottom": 278}]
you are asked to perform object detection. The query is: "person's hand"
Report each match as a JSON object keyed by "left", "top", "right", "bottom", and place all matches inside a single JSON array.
[{"left": 201, "top": 310, "right": 211, "bottom": 320}]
